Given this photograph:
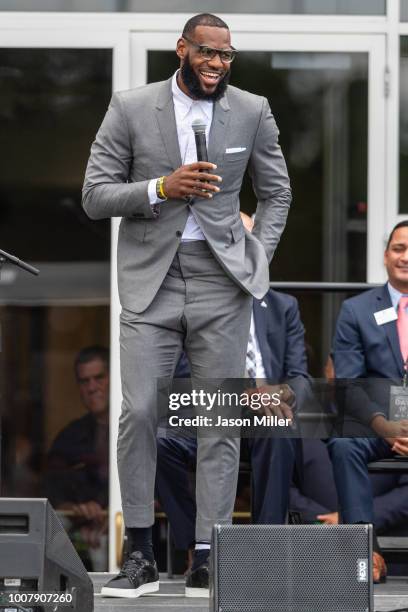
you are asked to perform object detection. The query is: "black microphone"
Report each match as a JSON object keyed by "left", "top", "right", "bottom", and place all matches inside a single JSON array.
[{"left": 191, "top": 119, "right": 208, "bottom": 166}]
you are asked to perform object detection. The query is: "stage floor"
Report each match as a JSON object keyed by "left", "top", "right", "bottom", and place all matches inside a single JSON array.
[{"left": 91, "top": 573, "right": 408, "bottom": 612}]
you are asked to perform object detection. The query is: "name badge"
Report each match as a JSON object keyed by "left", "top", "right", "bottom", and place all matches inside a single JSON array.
[
  {"left": 389, "top": 385, "right": 408, "bottom": 420},
  {"left": 374, "top": 307, "right": 397, "bottom": 326}
]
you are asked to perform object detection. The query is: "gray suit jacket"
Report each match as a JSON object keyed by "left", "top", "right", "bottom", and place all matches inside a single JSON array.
[{"left": 82, "top": 77, "right": 291, "bottom": 313}]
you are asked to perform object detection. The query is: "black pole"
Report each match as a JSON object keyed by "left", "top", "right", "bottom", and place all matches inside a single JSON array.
[{"left": 0, "top": 248, "right": 39, "bottom": 276}]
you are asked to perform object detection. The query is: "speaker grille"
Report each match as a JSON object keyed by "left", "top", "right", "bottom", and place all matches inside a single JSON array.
[
  {"left": 214, "top": 525, "right": 371, "bottom": 612},
  {"left": 46, "top": 504, "right": 90, "bottom": 577}
]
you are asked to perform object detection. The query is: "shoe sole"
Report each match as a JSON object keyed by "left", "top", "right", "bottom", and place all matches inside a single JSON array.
[
  {"left": 373, "top": 575, "right": 387, "bottom": 584},
  {"left": 101, "top": 581, "right": 159, "bottom": 598},
  {"left": 185, "top": 587, "right": 209, "bottom": 598}
]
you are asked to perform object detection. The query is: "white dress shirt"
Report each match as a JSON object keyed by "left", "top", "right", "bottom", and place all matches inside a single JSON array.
[
  {"left": 247, "top": 312, "right": 267, "bottom": 379},
  {"left": 388, "top": 281, "right": 408, "bottom": 312},
  {"left": 148, "top": 71, "right": 213, "bottom": 241}
]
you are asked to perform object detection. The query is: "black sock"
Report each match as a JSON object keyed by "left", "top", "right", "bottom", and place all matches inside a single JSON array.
[
  {"left": 126, "top": 527, "right": 154, "bottom": 562},
  {"left": 192, "top": 548, "right": 210, "bottom": 571}
]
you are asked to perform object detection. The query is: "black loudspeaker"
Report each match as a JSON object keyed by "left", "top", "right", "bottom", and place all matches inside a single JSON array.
[
  {"left": 0, "top": 498, "right": 93, "bottom": 611},
  {"left": 211, "top": 524, "right": 373, "bottom": 612}
]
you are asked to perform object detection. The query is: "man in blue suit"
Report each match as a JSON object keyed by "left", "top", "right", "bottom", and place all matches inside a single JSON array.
[
  {"left": 290, "top": 439, "right": 408, "bottom": 541},
  {"left": 327, "top": 220, "right": 408, "bottom": 582},
  {"left": 156, "top": 264, "right": 309, "bottom": 596}
]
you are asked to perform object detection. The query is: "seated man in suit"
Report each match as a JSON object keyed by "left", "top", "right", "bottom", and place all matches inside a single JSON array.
[
  {"left": 290, "top": 439, "right": 408, "bottom": 548},
  {"left": 156, "top": 228, "right": 309, "bottom": 595},
  {"left": 327, "top": 220, "right": 408, "bottom": 582},
  {"left": 46, "top": 346, "right": 109, "bottom": 571}
]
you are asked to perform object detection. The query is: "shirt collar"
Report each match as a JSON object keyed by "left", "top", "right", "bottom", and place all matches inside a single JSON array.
[
  {"left": 387, "top": 281, "right": 408, "bottom": 310},
  {"left": 171, "top": 71, "right": 213, "bottom": 121}
]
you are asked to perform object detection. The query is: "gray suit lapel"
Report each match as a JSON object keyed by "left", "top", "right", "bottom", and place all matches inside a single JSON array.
[
  {"left": 208, "top": 93, "right": 230, "bottom": 165},
  {"left": 155, "top": 78, "right": 182, "bottom": 171},
  {"left": 154, "top": 80, "right": 230, "bottom": 170}
]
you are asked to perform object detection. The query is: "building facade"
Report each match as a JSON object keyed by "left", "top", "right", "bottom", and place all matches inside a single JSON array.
[{"left": 1, "top": 0, "right": 407, "bottom": 569}]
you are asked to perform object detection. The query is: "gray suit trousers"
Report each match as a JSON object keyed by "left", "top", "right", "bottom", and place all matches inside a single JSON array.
[{"left": 118, "top": 241, "right": 252, "bottom": 541}]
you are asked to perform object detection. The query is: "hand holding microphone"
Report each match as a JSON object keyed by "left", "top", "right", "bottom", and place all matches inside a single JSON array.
[
  {"left": 163, "top": 162, "right": 221, "bottom": 199},
  {"left": 161, "top": 119, "right": 222, "bottom": 200}
]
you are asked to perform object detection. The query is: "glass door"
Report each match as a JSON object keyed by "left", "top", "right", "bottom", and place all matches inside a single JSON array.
[{"left": 0, "top": 22, "right": 129, "bottom": 572}]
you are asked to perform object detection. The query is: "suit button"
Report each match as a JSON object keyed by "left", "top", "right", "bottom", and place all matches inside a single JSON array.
[{"left": 176, "top": 231, "right": 182, "bottom": 237}]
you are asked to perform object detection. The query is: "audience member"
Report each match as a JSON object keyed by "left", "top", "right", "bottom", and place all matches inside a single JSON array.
[
  {"left": 327, "top": 220, "right": 408, "bottom": 582},
  {"left": 46, "top": 346, "right": 109, "bottom": 571},
  {"left": 290, "top": 439, "right": 408, "bottom": 541}
]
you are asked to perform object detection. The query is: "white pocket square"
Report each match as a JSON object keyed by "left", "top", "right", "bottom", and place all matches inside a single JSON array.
[{"left": 226, "top": 147, "right": 247, "bottom": 154}]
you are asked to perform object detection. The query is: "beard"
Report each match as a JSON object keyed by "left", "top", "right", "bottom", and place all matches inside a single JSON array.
[{"left": 180, "top": 53, "right": 230, "bottom": 102}]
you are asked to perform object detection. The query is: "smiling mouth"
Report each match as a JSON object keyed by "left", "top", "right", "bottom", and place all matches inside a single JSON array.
[{"left": 199, "top": 70, "right": 222, "bottom": 85}]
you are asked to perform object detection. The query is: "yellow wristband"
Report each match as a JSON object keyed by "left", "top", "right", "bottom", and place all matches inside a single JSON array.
[{"left": 156, "top": 176, "right": 167, "bottom": 200}]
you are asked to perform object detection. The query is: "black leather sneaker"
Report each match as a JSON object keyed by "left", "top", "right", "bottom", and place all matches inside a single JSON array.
[
  {"left": 101, "top": 551, "right": 159, "bottom": 598},
  {"left": 185, "top": 562, "right": 209, "bottom": 598}
]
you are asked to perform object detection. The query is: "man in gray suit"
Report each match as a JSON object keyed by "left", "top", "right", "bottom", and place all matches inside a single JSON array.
[{"left": 82, "top": 13, "right": 291, "bottom": 598}]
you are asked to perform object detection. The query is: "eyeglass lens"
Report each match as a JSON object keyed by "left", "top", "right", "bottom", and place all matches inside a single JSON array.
[
  {"left": 183, "top": 36, "right": 236, "bottom": 63},
  {"left": 200, "top": 46, "right": 235, "bottom": 62}
]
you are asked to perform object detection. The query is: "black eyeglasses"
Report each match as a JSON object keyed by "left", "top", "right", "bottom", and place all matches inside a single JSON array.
[{"left": 183, "top": 36, "right": 237, "bottom": 63}]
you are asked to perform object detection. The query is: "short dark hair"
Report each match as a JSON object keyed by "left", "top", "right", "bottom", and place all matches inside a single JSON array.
[
  {"left": 386, "top": 220, "right": 408, "bottom": 249},
  {"left": 182, "top": 13, "right": 229, "bottom": 39},
  {"left": 74, "top": 345, "right": 109, "bottom": 378}
]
